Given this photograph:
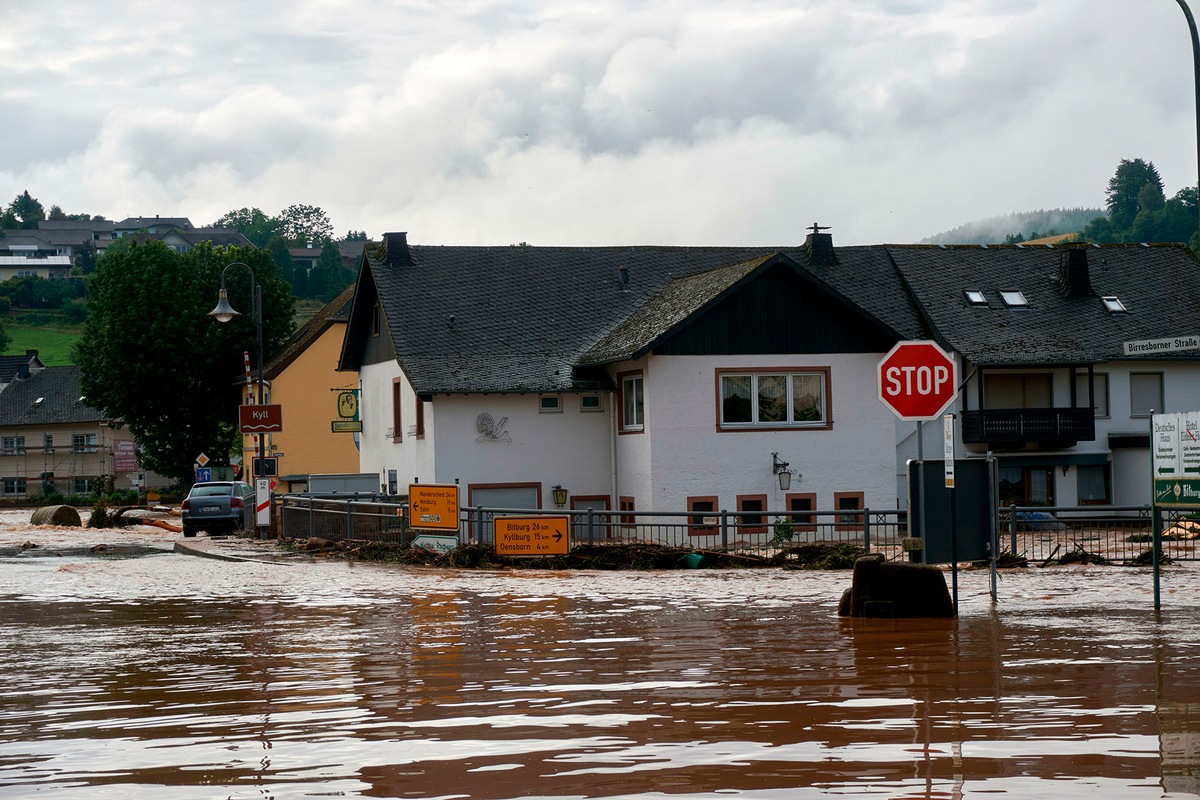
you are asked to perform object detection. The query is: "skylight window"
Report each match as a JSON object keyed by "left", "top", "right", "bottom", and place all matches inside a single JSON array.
[
  {"left": 964, "top": 290, "right": 987, "bottom": 306},
  {"left": 999, "top": 289, "right": 1028, "bottom": 307},
  {"left": 1102, "top": 296, "right": 1127, "bottom": 313}
]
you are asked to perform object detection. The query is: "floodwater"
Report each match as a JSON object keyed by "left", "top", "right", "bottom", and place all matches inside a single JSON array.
[{"left": 2, "top": 533, "right": 1200, "bottom": 799}]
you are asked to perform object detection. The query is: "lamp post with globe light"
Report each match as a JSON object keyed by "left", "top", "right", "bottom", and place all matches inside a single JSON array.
[{"left": 208, "top": 261, "right": 267, "bottom": 536}]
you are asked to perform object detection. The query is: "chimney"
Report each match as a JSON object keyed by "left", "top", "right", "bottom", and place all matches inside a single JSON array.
[
  {"left": 1055, "top": 247, "right": 1093, "bottom": 297},
  {"left": 804, "top": 223, "right": 837, "bottom": 266},
  {"left": 382, "top": 232, "right": 413, "bottom": 266}
]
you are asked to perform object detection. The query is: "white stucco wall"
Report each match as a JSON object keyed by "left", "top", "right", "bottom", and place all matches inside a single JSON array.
[
  {"left": 433, "top": 393, "right": 615, "bottom": 507},
  {"left": 621, "top": 353, "right": 898, "bottom": 515},
  {"left": 357, "top": 360, "right": 436, "bottom": 491}
]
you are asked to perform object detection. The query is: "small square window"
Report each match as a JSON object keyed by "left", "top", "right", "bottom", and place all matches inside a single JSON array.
[
  {"left": 580, "top": 394, "right": 603, "bottom": 412},
  {"left": 964, "top": 290, "right": 987, "bottom": 306},
  {"left": 539, "top": 395, "right": 562, "bottom": 413},
  {"left": 999, "top": 289, "right": 1028, "bottom": 307},
  {"left": 1102, "top": 296, "right": 1127, "bottom": 313}
]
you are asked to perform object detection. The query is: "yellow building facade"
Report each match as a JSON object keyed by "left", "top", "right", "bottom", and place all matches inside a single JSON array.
[{"left": 245, "top": 287, "right": 360, "bottom": 490}]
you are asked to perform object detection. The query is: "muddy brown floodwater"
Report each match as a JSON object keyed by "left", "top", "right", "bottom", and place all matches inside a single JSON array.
[{"left": 2, "top": 512, "right": 1200, "bottom": 799}]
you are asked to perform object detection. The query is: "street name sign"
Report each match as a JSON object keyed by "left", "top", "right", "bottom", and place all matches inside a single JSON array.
[
  {"left": 1124, "top": 335, "right": 1200, "bottom": 356},
  {"left": 494, "top": 515, "right": 570, "bottom": 556},
  {"left": 878, "top": 341, "right": 959, "bottom": 420}
]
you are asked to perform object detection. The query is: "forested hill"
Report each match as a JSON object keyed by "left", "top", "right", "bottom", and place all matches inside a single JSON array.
[{"left": 920, "top": 208, "right": 1102, "bottom": 245}]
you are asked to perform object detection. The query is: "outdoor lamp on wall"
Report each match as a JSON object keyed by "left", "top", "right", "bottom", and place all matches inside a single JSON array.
[
  {"left": 551, "top": 485, "right": 568, "bottom": 507},
  {"left": 772, "top": 452, "right": 798, "bottom": 492}
]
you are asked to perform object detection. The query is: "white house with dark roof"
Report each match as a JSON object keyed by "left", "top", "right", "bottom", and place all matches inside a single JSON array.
[
  {"left": 337, "top": 228, "right": 1200, "bottom": 533},
  {"left": 338, "top": 230, "right": 927, "bottom": 540}
]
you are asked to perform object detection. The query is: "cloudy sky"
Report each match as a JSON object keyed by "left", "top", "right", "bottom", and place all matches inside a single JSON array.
[{"left": 0, "top": 0, "right": 1194, "bottom": 245}]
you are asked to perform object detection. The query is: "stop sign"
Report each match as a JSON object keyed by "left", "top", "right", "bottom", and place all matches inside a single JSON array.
[{"left": 877, "top": 341, "right": 959, "bottom": 420}]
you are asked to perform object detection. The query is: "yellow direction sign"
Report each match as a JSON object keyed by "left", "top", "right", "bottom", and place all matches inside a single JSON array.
[
  {"left": 409, "top": 483, "right": 459, "bottom": 531},
  {"left": 495, "top": 515, "right": 570, "bottom": 557}
]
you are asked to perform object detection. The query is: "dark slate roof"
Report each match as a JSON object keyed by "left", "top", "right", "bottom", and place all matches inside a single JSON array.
[
  {"left": 115, "top": 216, "right": 193, "bottom": 230},
  {"left": 0, "top": 352, "right": 44, "bottom": 384},
  {"left": 0, "top": 366, "right": 107, "bottom": 426},
  {"left": 581, "top": 255, "right": 770, "bottom": 364},
  {"left": 888, "top": 243, "right": 1200, "bottom": 365},
  {"left": 346, "top": 234, "right": 925, "bottom": 394},
  {"left": 265, "top": 284, "right": 355, "bottom": 379}
]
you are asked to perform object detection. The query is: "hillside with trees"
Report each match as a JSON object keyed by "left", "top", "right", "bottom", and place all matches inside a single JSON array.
[{"left": 921, "top": 208, "right": 1102, "bottom": 245}]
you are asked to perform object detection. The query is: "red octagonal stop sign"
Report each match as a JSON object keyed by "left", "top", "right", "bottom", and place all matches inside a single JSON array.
[{"left": 877, "top": 341, "right": 959, "bottom": 420}]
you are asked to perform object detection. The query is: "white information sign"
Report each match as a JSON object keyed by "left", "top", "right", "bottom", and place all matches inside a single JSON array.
[
  {"left": 943, "top": 413, "right": 955, "bottom": 489},
  {"left": 256, "top": 478, "right": 271, "bottom": 526},
  {"left": 1153, "top": 411, "right": 1200, "bottom": 478}
]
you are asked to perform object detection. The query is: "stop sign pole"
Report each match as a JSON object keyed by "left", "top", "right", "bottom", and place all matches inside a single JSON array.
[{"left": 878, "top": 340, "right": 960, "bottom": 568}]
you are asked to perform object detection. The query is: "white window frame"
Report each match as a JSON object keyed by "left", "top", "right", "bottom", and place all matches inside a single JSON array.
[
  {"left": 620, "top": 373, "right": 644, "bottom": 432},
  {"left": 539, "top": 394, "right": 562, "bottom": 414},
  {"left": 718, "top": 368, "right": 830, "bottom": 430}
]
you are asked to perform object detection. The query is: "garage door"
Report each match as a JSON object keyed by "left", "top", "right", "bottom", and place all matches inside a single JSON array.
[{"left": 468, "top": 485, "right": 539, "bottom": 543}]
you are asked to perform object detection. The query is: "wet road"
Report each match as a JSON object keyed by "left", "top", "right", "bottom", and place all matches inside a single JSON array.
[{"left": 2, "top": 548, "right": 1199, "bottom": 799}]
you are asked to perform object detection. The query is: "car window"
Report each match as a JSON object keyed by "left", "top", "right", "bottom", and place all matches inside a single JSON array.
[{"left": 191, "top": 485, "right": 233, "bottom": 497}]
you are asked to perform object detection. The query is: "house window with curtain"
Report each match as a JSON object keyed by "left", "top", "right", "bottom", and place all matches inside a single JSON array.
[{"left": 718, "top": 368, "right": 829, "bottom": 430}]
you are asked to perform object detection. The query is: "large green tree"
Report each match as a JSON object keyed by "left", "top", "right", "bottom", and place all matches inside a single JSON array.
[
  {"left": 309, "top": 240, "right": 354, "bottom": 302},
  {"left": 73, "top": 240, "right": 295, "bottom": 486},
  {"left": 277, "top": 203, "right": 334, "bottom": 245},
  {"left": 6, "top": 190, "right": 45, "bottom": 229},
  {"left": 211, "top": 207, "right": 280, "bottom": 248},
  {"left": 1106, "top": 158, "right": 1163, "bottom": 230}
]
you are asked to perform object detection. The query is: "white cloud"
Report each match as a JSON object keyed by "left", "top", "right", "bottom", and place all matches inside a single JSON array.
[{"left": 1, "top": 0, "right": 1196, "bottom": 243}]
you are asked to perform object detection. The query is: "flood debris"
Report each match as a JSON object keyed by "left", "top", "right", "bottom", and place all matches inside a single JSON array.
[
  {"left": 30, "top": 505, "right": 82, "bottom": 527},
  {"left": 275, "top": 538, "right": 864, "bottom": 570}
]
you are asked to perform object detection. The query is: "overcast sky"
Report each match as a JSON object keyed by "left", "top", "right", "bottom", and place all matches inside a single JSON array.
[{"left": 1, "top": 0, "right": 1195, "bottom": 245}]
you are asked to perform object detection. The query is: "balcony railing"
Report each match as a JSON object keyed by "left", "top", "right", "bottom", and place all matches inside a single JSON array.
[{"left": 962, "top": 407, "right": 1095, "bottom": 447}]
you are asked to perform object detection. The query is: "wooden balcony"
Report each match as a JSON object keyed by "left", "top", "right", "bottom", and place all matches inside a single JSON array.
[{"left": 961, "top": 407, "right": 1095, "bottom": 448}]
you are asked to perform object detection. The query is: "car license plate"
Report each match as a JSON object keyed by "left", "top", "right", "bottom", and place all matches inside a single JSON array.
[{"left": 201, "top": 505, "right": 220, "bottom": 513}]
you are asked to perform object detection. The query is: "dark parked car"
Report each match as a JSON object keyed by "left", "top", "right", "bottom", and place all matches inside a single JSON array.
[{"left": 181, "top": 481, "right": 256, "bottom": 537}]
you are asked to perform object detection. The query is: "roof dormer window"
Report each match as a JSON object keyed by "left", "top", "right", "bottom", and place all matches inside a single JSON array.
[
  {"left": 964, "top": 290, "right": 987, "bottom": 306},
  {"left": 999, "top": 289, "right": 1028, "bottom": 307},
  {"left": 1102, "top": 296, "right": 1127, "bottom": 313}
]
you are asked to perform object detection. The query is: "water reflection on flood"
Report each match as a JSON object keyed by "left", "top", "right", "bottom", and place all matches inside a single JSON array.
[{"left": 1, "top": 557, "right": 1199, "bottom": 799}]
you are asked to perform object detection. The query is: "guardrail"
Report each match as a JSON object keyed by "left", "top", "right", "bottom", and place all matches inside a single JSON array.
[{"left": 998, "top": 505, "right": 1200, "bottom": 563}]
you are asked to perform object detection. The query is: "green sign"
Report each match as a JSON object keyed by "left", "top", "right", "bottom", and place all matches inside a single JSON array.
[{"left": 1154, "top": 478, "right": 1200, "bottom": 505}]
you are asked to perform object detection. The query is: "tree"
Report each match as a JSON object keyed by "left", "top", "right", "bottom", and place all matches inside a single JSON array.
[
  {"left": 73, "top": 240, "right": 295, "bottom": 486},
  {"left": 310, "top": 240, "right": 354, "bottom": 302},
  {"left": 211, "top": 207, "right": 279, "bottom": 248},
  {"left": 1106, "top": 159, "right": 1163, "bottom": 230},
  {"left": 277, "top": 203, "right": 333, "bottom": 245},
  {"left": 5, "top": 190, "right": 45, "bottom": 229},
  {"left": 267, "top": 235, "right": 297, "bottom": 292},
  {"left": 342, "top": 230, "right": 368, "bottom": 241},
  {"left": 48, "top": 205, "right": 67, "bottom": 221}
]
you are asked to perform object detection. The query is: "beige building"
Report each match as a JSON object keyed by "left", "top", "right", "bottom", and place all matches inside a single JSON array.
[{"left": 0, "top": 357, "right": 147, "bottom": 496}]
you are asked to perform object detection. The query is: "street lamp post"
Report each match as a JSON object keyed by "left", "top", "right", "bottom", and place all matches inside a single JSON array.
[
  {"left": 208, "top": 261, "right": 266, "bottom": 538},
  {"left": 1176, "top": 0, "right": 1200, "bottom": 238}
]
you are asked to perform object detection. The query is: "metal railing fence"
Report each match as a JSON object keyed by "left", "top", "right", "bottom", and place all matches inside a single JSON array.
[
  {"left": 277, "top": 494, "right": 907, "bottom": 557},
  {"left": 998, "top": 505, "right": 1200, "bottom": 564},
  {"left": 277, "top": 495, "right": 1200, "bottom": 563}
]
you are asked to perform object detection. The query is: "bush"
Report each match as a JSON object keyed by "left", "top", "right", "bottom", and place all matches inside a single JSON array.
[{"left": 62, "top": 298, "right": 87, "bottom": 322}]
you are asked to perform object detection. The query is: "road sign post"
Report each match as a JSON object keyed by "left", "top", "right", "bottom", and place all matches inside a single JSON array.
[
  {"left": 409, "top": 483, "right": 460, "bottom": 531},
  {"left": 494, "top": 515, "right": 570, "bottom": 557}
]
